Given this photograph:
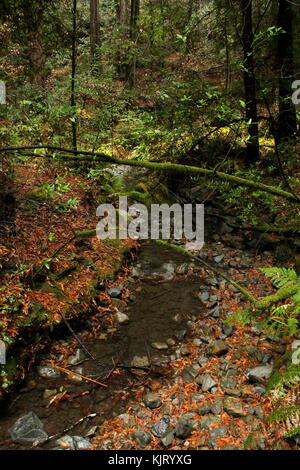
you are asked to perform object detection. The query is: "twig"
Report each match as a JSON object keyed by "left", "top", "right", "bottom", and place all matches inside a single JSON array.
[
  {"left": 52, "top": 364, "right": 107, "bottom": 387},
  {"left": 60, "top": 311, "right": 96, "bottom": 362},
  {"left": 31, "top": 412, "right": 98, "bottom": 449}
]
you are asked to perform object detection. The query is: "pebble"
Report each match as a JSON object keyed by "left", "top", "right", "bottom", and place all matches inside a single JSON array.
[
  {"left": 223, "top": 397, "right": 244, "bottom": 417},
  {"left": 132, "top": 430, "right": 152, "bottom": 448},
  {"left": 143, "top": 393, "right": 162, "bottom": 410},
  {"left": 151, "top": 342, "right": 169, "bottom": 350},
  {"left": 37, "top": 365, "right": 61, "bottom": 379}
]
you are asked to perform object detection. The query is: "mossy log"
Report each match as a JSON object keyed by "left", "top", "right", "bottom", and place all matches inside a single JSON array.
[{"left": 1, "top": 145, "right": 299, "bottom": 202}]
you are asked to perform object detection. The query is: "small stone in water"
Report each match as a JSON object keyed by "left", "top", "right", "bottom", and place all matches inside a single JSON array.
[
  {"left": 9, "top": 412, "right": 48, "bottom": 444},
  {"left": 38, "top": 365, "right": 61, "bottom": 379},
  {"left": 151, "top": 342, "right": 169, "bottom": 350}
]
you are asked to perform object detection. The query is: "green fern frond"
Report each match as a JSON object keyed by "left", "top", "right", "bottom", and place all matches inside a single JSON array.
[
  {"left": 260, "top": 267, "right": 298, "bottom": 289},
  {"left": 269, "top": 405, "right": 300, "bottom": 423},
  {"left": 285, "top": 425, "right": 300, "bottom": 438}
]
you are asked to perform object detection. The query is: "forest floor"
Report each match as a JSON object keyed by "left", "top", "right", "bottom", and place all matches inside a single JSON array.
[{"left": 0, "top": 159, "right": 298, "bottom": 451}]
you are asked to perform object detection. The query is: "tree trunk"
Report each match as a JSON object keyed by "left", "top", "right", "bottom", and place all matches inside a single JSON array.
[
  {"left": 115, "top": 0, "right": 130, "bottom": 80},
  {"left": 276, "top": 0, "right": 297, "bottom": 144},
  {"left": 90, "top": 0, "right": 100, "bottom": 70},
  {"left": 71, "top": 0, "right": 77, "bottom": 151},
  {"left": 240, "top": 0, "right": 260, "bottom": 164},
  {"left": 128, "top": 0, "right": 140, "bottom": 88},
  {"left": 0, "top": 155, "right": 15, "bottom": 234}
]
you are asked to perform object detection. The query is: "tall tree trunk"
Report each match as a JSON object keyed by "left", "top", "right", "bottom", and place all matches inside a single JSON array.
[
  {"left": 240, "top": 0, "right": 260, "bottom": 164},
  {"left": 128, "top": 0, "right": 140, "bottom": 88},
  {"left": 116, "top": 0, "right": 130, "bottom": 80},
  {"left": 276, "top": 0, "right": 297, "bottom": 144},
  {"left": 71, "top": 0, "right": 77, "bottom": 151},
  {"left": 90, "top": 0, "right": 100, "bottom": 70},
  {"left": 27, "top": 4, "right": 47, "bottom": 87}
]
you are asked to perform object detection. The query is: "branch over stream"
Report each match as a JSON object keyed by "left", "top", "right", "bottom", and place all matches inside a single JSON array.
[{"left": 0, "top": 145, "right": 299, "bottom": 202}]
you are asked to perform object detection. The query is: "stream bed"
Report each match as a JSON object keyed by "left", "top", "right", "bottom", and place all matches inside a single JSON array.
[{"left": 0, "top": 241, "right": 207, "bottom": 450}]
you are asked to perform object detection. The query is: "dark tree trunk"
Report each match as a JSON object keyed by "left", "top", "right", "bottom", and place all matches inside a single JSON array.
[
  {"left": 276, "top": 0, "right": 297, "bottom": 144},
  {"left": 240, "top": 0, "right": 260, "bottom": 164},
  {"left": 90, "top": 0, "right": 100, "bottom": 70},
  {"left": 71, "top": 0, "right": 77, "bottom": 151},
  {"left": 28, "top": 31, "right": 47, "bottom": 87},
  {"left": 0, "top": 156, "right": 16, "bottom": 234},
  {"left": 116, "top": 0, "right": 130, "bottom": 81},
  {"left": 128, "top": 0, "right": 140, "bottom": 88}
]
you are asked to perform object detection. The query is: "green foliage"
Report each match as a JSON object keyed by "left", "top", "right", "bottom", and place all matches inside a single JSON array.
[{"left": 228, "top": 267, "right": 300, "bottom": 338}]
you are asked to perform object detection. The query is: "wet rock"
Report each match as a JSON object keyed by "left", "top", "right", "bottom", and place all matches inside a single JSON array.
[
  {"left": 114, "top": 311, "right": 129, "bottom": 325},
  {"left": 174, "top": 417, "right": 193, "bottom": 439},
  {"left": 37, "top": 365, "right": 61, "bottom": 379},
  {"left": 131, "top": 355, "right": 150, "bottom": 368},
  {"left": 197, "top": 374, "right": 217, "bottom": 392},
  {"left": 221, "top": 377, "right": 237, "bottom": 391},
  {"left": 174, "top": 330, "right": 187, "bottom": 341},
  {"left": 247, "top": 364, "right": 273, "bottom": 381},
  {"left": 166, "top": 338, "right": 176, "bottom": 346},
  {"left": 152, "top": 417, "right": 172, "bottom": 438},
  {"left": 247, "top": 406, "right": 264, "bottom": 419},
  {"left": 223, "top": 397, "right": 244, "bottom": 417},
  {"left": 143, "top": 393, "right": 162, "bottom": 409},
  {"left": 132, "top": 430, "right": 152, "bottom": 448},
  {"left": 191, "top": 393, "right": 204, "bottom": 402},
  {"left": 198, "top": 415, "right": 221, "bottom": 430},
  {"left": 243, "top": 416, "right": 263, "bottom": 431},
  {"left": 197, "top": 405, "right": 212, "bottom": 416},
  {"left": 118, "top": 414, "right": 135, "bottom": 428},
  {"left": 207, "top": 437, "right": 217, "bottom": 449},
  {"left": 181, "top": 366, "right": 199, "bottom": 383},
  {"left": 210, "top": 426, "right": 227, "bottom": 438},
  {"left": 210, "top": 306, "right": 220, "bottom": 318},
  {"left": 151, "top": 342, "right": 169, "bottom": 350},
  {"left": 43, "top": 389, "right": 57, "bottom": 400},
  {"left": 68, "top": 366, "right": 84, "bottom": 383},
  {"left": 180, "top": 347, "right": 190, "bottom": 356},
  {"left": 211, "top": 398, "right": 223, "bottom": 415},
  {"left": 108, "top": 286, "right": 123, "bottom": 298},
  {"left": 68, "top": 349, "right": 85, "bottom": 365},
  {"left": 200, "top": 291, "right": 209, "bottom": 302},
  {"left": 54, "top": 435, "right": 93, "bottom": 450},
  {"left": 209, "top": 340, "right": 228, "bottom": 356},
  {"left": 9, "top": 412, "right": 48, "bottom": 444},
  {"left": 221, "top": 323, "right": 234, "bottom": 337},
  {"left": 247, "top": 433, "right": 267, "bottom": 450},
  {"left": 161, "top": 431, "right": 175, "bottom": 447}
]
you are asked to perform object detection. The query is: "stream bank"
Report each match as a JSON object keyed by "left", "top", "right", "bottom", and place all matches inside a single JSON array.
[{"left": 0, "top": 232, "right": 296, "bottom": 450}]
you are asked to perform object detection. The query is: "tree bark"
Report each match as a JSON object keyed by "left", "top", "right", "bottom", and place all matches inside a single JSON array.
[
  {"left": 128, "top": 0, "right": 140, "bottom": 88},
  {"left": 276, "top": 0, "right": 297, "bottom": 144},
  {"left": 90, "top": 0, "right": 100, "bottom": 70},
  {"left": 116, "top": 0, "right": 130, "bottom": 80},
  {"left": 71, "top": 0, "right": 77, "bottom": 151},
  {"left": 240, "top": 0, "right": 260, "bottom": 164}
]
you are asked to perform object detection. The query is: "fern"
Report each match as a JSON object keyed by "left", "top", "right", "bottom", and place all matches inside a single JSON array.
[
  {"left": 260, "top": 267, "right": 298, "bottom": 289},
  {"left": 229, "top": 266, "right": 300, "bottom": 443}
]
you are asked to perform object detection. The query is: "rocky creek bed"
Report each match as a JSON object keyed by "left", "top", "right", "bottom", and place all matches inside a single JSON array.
[{"left": 0, "top": 233, "right": 297, "bottom": 450}]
